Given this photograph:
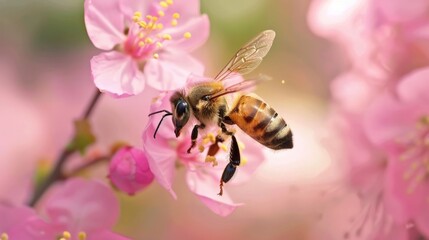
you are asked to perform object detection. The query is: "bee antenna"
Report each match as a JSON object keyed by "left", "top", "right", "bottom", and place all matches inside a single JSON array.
[
  {"left": 148, "top": 109, "right": 172, "bottom": 117},
  {"left": 153, "top": 112, "right": 173, "bottom": 139}
]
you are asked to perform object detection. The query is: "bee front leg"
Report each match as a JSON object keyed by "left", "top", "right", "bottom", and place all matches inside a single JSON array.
[
  {"left": 218, "top": 135, "right": 240, "bottom": 196},
  {"left": 220, "top": 122, "right": 234, "bottom": 136},
  {"left": 187, "top": 124, "right": 205, "bottom": 153}
]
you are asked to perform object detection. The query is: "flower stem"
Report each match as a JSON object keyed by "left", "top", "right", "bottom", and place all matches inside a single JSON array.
[{"left": 28, "top": 89, "right": 102, "bottom": 207}]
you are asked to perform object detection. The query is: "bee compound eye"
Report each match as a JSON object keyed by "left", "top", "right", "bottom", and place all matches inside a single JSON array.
[
  {"left": 175, "top": 100, "right": 188, "bottom": 119},
  {"left": 202, "top": 95, "right": 210, "bottom": 101}
]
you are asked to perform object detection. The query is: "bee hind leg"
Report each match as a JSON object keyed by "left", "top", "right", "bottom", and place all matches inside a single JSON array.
[{"left": 218, "top": 135, "right": 241, "bottom": 196}]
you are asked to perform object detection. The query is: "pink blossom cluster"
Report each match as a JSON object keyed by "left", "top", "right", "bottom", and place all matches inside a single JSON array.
[
  {"left": 1, "top": 0, "right": 270, "bottom": 238},
  {"left": 309, "top": 0, "right": 429, "bottom": 239}
]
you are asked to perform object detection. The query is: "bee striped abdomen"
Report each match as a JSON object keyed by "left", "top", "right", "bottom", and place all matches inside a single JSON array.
[{"left": 227, "top": 94, "right": 293, "bottom": 150}]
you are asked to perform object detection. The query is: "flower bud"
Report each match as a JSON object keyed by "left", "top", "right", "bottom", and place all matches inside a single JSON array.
[{"left": 109, "top": 147, "right": 154, "bottom": 195}]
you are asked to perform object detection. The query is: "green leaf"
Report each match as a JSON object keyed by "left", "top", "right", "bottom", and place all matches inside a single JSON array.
[{"left": 67, "top": 119, "right": 96, "bottom": 154}]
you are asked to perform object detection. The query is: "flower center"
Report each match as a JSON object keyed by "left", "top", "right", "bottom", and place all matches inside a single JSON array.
[
  {"left": 1, "top": 233, "right": 8, "bottom": 240},
  {"left": 57, "top": 231, "right": 87, "bottom": 240},
  {"left": 400, "top": 115, "right": 429, "bottom": 194},
  {"left": 123, "top": 0, "right": 192, "bottom": 59}
]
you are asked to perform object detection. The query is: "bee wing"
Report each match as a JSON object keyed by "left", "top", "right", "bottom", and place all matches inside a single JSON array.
[
  {"left": 209, "top": 75, "right": 271, "bottom": 100},
  {"left": 214, "top": 30, "right": 276, "bottom": 82}
]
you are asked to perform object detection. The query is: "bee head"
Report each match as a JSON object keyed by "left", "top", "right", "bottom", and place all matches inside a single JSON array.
[{"left": 170, "top": 92, "right": 190, "bottom": 137}]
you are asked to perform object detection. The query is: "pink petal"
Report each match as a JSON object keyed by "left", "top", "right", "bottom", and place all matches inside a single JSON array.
[
  {"left": 84, "top": 0, "right": 125, "bottom": 50},
  {"left": 0, "top": 205, "right": 35, "bottom": 232},
  {"left": 41, "top": 178, "right": 120, "bottom": 232},
  {"left": 144, "top": 50, "right": 204, "bottom": 91},
  {"left": 91, "top": 230, "right": 131, "bottom": 240},
  {"left": 307, "top": 0, "right": 365, "bottom": 38},
  {"left": 109, "top": 146, "right": 155, "bottom": 195},
  {"left": 186, "top": 171, "right": 241, "bottom": 217},
  {"left": 91, "top": 51, "right": 145, "bottom": 97},
  {"left": 159, "top": 0, "right": 201, "bottom": 21},
  {"left": 148, "top": 92, "right": 176, "bottom": 139},
  {"left": 376, "top": 0, "right": 429, "bottom": 23},
  {"left": 163, "top": 15, "right": 210, "bottom": 52},
  {"left": 119, "top": 0, "right": 152, "bottom": 20},
  {"left": 142, "top": 124, "right": 177, "bottom": 199},
  {"left": 397, "top": 67, "right": 429, "bottom": 104},
  {"left": 386, "top": 155, "right": 429, "bottom": 236}
]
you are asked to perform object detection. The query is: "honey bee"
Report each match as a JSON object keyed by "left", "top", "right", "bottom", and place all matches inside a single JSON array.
[{"left": 149, "top": 30, "right": 293, "bottom": 195}]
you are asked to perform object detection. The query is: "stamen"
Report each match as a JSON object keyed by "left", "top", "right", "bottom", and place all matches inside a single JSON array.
[
  {"left": 156, "top": 42, "right": 163, "bottom": 48},
  {"left": 171, "top": 19, "right": 178, "bottom": 26},
  {"left": 166, "top": 0, "right": 174, "bottom": 5},
  {"left": 157, "top": 23, "right": 164, "bottom": 30},
  {"left": 145, "top": 37, "right": 154, "bottom": 44},
  {"left": 240, "top": 156, "right": 248, "bottom": 166},
  {"left": 173, "top": 13, "right": 180, "bottom": 19},
  {"left": 219, "top": 143, "right": 228, "bottom": 152},
  {"left": 153, "top": 53, "right": 159, "bottom": 59},
  {"left": 1, "top": 233, "right": 8, "bottom": 240},
  {"left": 138, "top": 41, "right": 145, "bottom": 47},
  {"left": 62, "top": 231, "right": 72, "bottom": 239},
  {"left": 162, "top": 34, "right": 172, "bottom": 40},
  {"left": 198, "top": 145, "right": 205, "bottom": 152},
  {"left": 78, "top": 232, "right": 87, "bottom": 240},
  {"left": 158, "top": 10, "right": 165, "bottom": 17},
  {"left": 183, "top": 32, "right": 192, "bottom": 39},
  {"left": 205, "top": 156, "right": 218, "bottom": 167},
  {"left": 138, "top": 21, "right": 147, "bottom": 28},
  {"left": 160, "top": 1, "right": 168, "bottom": 8},
  {"left": 133, "top": 11, "right": 142, "bottom": 22}
]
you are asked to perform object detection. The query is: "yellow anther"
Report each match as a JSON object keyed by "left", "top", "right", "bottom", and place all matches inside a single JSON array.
[
  {"left": 1, "top": 233, "right": 8, "bottom": 240},
  {"left": 240, "top": 156, "right": 248, "bottom": 166},
  {"left": 145, "top": 37, "right": 154, "bottom": 44},
  {"left": 173, "top": 13, "right": 180, "bottom": 19},
  {"left": 62, "top": 231, "right": 72, "bottom": 239},
  {"left": 132, "top": 16, "right": 141, "bottom": 22},
  {"left": 183, "top": 32, "right": 192, "bottom": 39},
  {"left": 138, "top": 32, "right": 145, "bottom": 38},
  {"left": 147, "top": 22, "right": 154, "bottom": 29},
  {"left": 146, "top": 15, "right": 153, "bottom": 20},
  {"left": 153, "top": 53, "right": 159, "bottom": 59},
  {"left": 157, "top": 23, "right": 164, "bottom": 29},
  {"left": 421, "top": 116, "right": 429, "bottom": 125},
  {"left": 166, "top": 0, "right": 174, "bottom": 5},
  {"left": 163, "top": 34, "right": 172, "bottom": 40},
  {"left": 171, "top": 19, "right": 178, "bottom": 26},
  {"left": 156, "top": 42, "right": 163, "bottom": 48},
  {"left": 59, "top": 238, "right": 67, "bottom": 240},
  {"left": 138, "top": 21, "right": 147, "bottom": 28},
  {"left": 205, "top": 156, "right": 218, "bottom": 167},
  {"left": 78, "top": 232, "right": 87, "bottom": 240},
  {"left": 219, "top": 143, "right": 228, "bottom": 152},
  {"left": 151, "top": 16, "right": 159, "bottom": 22},
  {"left": 238, "top": 141, "right": 245, "bottom": 150},
  {"left": 198, "top": 145, "right": 205, "bottom": 152},
  {"left": 134, "top": 11, "right": 142, "bottom": 17},
  {"left": 160, "top": 1, "right": 168, "bottom": 8},
  {"left": 158, "top": 10, "right": 165, "bottom": 17},
  {"left": 138, "top": 41, "right": 145, "bottom": 47},
  {"left": 207, "top": 133, "right": 216, "bottom": 143}
]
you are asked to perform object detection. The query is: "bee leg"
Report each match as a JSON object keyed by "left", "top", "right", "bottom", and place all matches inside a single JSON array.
[
  {"left": 187, "top": 124, "right": 205, "bottom": 153},
  {"left": 218, "top": 135, "right": 240, "bottom": 196},
  {"left": 220, "top": 122, "right": 234, "bottom": 136}
]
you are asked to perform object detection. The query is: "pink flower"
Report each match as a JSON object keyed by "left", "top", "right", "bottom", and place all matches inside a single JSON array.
[
  {"left": 0, "top": 205, "right": 37, "bottom": 239},
  {"left": 364, "top": 67, "right": 429, "bottom": 237},
  {"left": 308, "top": 0, "right": 429, "bottom": 80},
  {"left": 142, "top": 88, "right": 265, "bottom": 216},
  {"left": 84, "top": 0, "right": 209, "bottom": 97},
  {"left": 109, "top": 146, "right": 155, "bottom": 195},
  {"left": 16, "top": 178, "right": 128, "bottom": 240}
]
